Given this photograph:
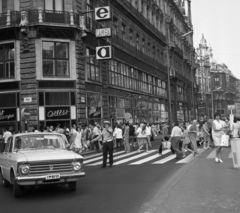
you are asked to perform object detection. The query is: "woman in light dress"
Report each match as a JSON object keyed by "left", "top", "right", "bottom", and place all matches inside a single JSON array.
[
  {"left": 212, "top": 113, "right": 226, "bottom": 163},
  {"left": 137, "top": 124, "right": 149, "bottom": 153},
  {"left": 72, "top": 126, "right": 83, "bottom": 154}
]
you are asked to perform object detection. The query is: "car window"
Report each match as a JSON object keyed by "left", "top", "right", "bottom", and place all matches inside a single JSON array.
[{"left": 4, "top": 137, "right": 13, "bottom": 153}]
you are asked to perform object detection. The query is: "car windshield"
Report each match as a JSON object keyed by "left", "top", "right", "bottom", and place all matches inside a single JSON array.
[{"left": 14, "top": 134, "right": 66, "bottom": 151}]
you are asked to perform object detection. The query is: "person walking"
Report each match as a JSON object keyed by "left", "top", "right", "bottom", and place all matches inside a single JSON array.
[
  {"left": 182, "top": 125, "right": 192, "bottom": 157},
  {"left": 231, "top": 118, "right": 240, "bottom": 138},
  {"left": 169, "top": 122, "right": 183, "bottom": 159},
  {"left": 203, "top": 121, "right": 211, "bottom": 149},
  {"left": 123, "top": 123, "right": 130, "bottom": 153},
  {"left": 146, "top": 123, "right": 152, "bottom": 148},
  {"left": 92, "top": 121, "right": 114, "bottom": 168},
  {"left": 188, "top": 120, "right": 199, "bottom": 156},
  {"left": 212, "top": 113, "right": 226, "bottom": 163},
  {"left": 137, "top": 124, "right": 149, "bottom": 153},
  {"left": 129, "top": 123, "right": 135, "bottom": 150},
  {"left": 2, "top": 128, "right": 12, "bottom": 144},
  {"left": 114, "top": 124, "right": 123, "bottom": 151},
  {"left": 71, "top": 126, "right": 83, "bottom": 154}
]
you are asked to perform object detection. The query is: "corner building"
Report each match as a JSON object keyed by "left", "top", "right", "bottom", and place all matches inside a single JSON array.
[{"left": 0, "top": 0, "right": 195, "bottom": 132}]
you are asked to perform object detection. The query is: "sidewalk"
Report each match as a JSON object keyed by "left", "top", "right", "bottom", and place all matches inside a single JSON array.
[{"left": 141, "top": 147, "right": 240, "bottom": 213}]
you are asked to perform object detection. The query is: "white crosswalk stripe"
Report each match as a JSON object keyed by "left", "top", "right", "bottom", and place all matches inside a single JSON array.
[
  {"left": 83, "top": 151, "right": 125, "bottom": 165},
  {"left": 86, "top": 151, "right": 138, "bottom": 166},
  {"left": 113, "top": 150, "right": 157, "bottom": 165},
  {"left": 130, "top": 150, "right": 171, "bottom": 165},
  {"left": 152, "top": 154, "right": 177, "bottom": 164}
]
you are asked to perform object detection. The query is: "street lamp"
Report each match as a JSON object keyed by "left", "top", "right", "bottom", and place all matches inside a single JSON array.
[{"left": 211, "top": 87, "right": 221, "bottom": 118}]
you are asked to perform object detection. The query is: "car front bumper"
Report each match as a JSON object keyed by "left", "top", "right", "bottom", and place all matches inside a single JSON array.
[{"left": 16, "top": 172, "right": 86, "bottom": 186}]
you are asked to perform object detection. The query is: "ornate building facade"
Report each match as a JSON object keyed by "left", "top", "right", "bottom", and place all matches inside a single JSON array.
[{"left": 0, "top": 0, "right": 196, "bottom": 133}]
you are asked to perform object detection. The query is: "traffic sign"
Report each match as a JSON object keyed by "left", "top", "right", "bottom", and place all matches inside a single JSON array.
[
  {"left": 96, "top": 28, "right": 111, "bottom": 37},
  {"left": 21, "top": 108, "right": 30, "bottom": 120},
  {"left": 95, "top": 6, "right": 111, "bottom": 21},
  {"left": 96, "top": 46, "right": 112, "bottom": 60}
]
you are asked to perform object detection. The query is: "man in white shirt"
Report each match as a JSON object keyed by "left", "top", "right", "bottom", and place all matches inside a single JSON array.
[
  {"left": 146, "top": 123, "right": 152, "bottom": 148},
  {"left": 93, "top": 122, "right": 102, "bottom": 149},
  {"left": 3, "top": 128, "right": 12, "bottom": 143}
]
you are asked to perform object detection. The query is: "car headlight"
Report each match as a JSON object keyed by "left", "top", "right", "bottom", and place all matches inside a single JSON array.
[
  {"left": 72, "top": 162, "right": 81, "bottom": 171},
  {"left": 19, "top": 164, "right": 30, "bottom": 175}
]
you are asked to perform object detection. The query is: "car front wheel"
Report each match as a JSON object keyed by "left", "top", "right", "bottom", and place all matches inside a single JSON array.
[
  {"left": 13, "top": 179, "right": 23, "bottom": 198},
  {"left": 68, "top": 181, "right": 77, "bottom": 191}
]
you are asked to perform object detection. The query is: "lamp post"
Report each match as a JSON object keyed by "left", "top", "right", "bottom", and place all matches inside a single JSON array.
[{"left": 211, "top": 87, "right": 221, "bottom": 118}]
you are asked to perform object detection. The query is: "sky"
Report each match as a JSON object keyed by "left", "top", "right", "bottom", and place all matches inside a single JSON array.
[{"left": 192, "top": 0, "right": 240, "bottom": 79}]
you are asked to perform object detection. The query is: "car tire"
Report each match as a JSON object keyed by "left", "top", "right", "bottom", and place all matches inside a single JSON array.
[
  {"left": 0, "top": 170, "right": 10, "bottom": 188},
  {"left": 13, "top": 178, "right": 23, "bottom": 198},
  {"left": 68, "top": 181, "right": 77, "bottom": 191}
]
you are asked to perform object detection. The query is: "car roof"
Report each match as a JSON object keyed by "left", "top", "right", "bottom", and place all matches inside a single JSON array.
[{"left": 13, "top": 132, "right": 62, "bottom": 137}]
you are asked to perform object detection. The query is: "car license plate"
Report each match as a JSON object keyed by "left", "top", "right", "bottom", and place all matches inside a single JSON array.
[{"left": 46, "top": 174, "right": 60, "bottom": 180}]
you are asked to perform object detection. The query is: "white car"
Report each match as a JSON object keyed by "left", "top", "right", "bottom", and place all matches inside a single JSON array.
[{"left": 0, "top": 132, "right": 85, "bottom": 198}]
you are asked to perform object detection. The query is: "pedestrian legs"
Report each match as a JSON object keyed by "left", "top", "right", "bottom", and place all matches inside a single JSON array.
[
  {"left": 147, "top": 135, "right": 152, "bottom": 148},
  {"left": 171, "top": 137, "right": 183, "bottom": 158},
  {"left": 102, "top": 141, "right": 113, "bottom": 167},
  {"left": 129, "top": 136, "right": 135, "bottom": 150},
  {"left": 189, "top": 135, "right": 198, "bottom": 156},
  {"left": 124, "top": 137, "right": 130, "bottom": 152},
  {"left": 94, "top": 140, "right": 100, "bottom": 151}
]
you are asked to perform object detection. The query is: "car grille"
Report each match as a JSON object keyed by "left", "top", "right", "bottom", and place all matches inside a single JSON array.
[{"left": 29, "top": 161, "right": 73, "bottom": 175}]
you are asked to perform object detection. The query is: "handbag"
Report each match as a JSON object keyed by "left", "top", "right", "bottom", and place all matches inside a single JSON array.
[{"left": 220, "top": 134, "right": 229, "bottom": 146}]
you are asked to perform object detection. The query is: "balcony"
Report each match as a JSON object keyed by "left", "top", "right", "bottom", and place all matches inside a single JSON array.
[
  {"left": 0, "top": 11, "right": 20, "bottom": 28},
  {"left": 0, "top": 9, "right": 80, "bottom": 29}
]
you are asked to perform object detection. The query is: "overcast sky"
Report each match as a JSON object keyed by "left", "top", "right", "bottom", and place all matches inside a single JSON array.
[{"left": 192, "top": 0, "right": 240, "bottom": 79}]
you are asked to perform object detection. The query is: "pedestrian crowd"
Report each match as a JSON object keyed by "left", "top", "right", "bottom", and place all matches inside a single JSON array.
[{"left": 1, "top": 112, "right": 239, "bottom": 167}]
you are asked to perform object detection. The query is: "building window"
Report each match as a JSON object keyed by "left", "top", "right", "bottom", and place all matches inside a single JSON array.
[
  {"left": 142, "top": 38, "right": 145, "bottom": 54},
  {"left": 215, "top": 77, "right": 219, "bottom": 81},
  {"left": 113, "top": 17, "right": 118, "bottom": 35},
  {"left": 86, "top": 48, "right": 101, "bottom": 82},
  {"left": 0, "top": 43, "right": 15, "bottom": 79},
  {"left": 129, "top": 29, "right": 133, "bottom": 46},
  {"left": 44, "top": 0, "right": 64, "bottom": 11},
  {"left": 109, "top": 60, "right": 167, "bottom": 97},
  {"left": 42, "top": 41, "right": 69, "bottom": 77},
  {"left": 121, "top": 24, "right": 126, "bottom": 42},
  {"left": 136, "top": 34, "right": 140, "bottom": 50}
]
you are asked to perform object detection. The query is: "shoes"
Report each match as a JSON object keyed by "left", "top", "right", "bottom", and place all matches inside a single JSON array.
[
  {"left": 215, "top": 157, "right": 219, "bottom": 163},
  {"left": 204, "top": 147, "right": 207, "bottom": 149},
  {"left": 219, "top": 159, "right": 223, "bottom": 163},
  {"left": 109, "top": 164, "right": 113, "bottom": 167},
  {"left": 182, "top": 155, "right": 186, "bottom": 158},
  {"left": 138, "top": 149, "right": 141, "bottom": 153},
  {"left": 158, "top": 153, "right": 162, "bottom": 156},
  {"left": 146, "top": 151, "right": 150, "bottom": 153}
]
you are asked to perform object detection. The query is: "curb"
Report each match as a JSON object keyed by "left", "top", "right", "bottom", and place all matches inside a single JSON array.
[{"left": 139, "top": 151, "right": 201, "bottom": 213}]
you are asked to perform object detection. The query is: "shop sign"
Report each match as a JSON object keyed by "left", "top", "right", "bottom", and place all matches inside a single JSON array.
[
  {"left": 96, "top": 46, "right": 112, "bottom": 60},
  {"left": 95, "top": 6, "right": 111, "bottom": 21},
  {"left": 88, "top": 107, "right": 101, "bottom": 119},
  {"left": 0, "top": 108, "right": 16, "bottom": 121},
  {"left": 24, "top": 97, "right": 32, "bottom": 103},
  {"left": 116, "top": 108, "right": 125, "bottom": 118},
  {"left": 96, "top": 28, "right": 111, "bottom": 37},
  {"left": 45, "top": 107, "right": 70, "bottom": 120}
]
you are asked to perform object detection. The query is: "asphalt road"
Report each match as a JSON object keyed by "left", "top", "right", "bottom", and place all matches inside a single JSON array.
[{"left": 0, "top": 140, "right": 191, "bottom": 213}]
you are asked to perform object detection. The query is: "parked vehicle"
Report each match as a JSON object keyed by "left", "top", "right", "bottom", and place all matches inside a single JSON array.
[{"left": 0, "top": 132, "right": 85, "bottom": 198}]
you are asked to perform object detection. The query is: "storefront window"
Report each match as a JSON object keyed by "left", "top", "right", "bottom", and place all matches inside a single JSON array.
[
  {"left": 0, "top": 43, "right": 15, "bottom": 79},
  {"left": 43, "top": 41, "right": 69, "bottom": 77}
]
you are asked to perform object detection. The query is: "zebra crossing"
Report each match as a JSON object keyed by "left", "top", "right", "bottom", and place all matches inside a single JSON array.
[{"left": 83, "top": 148, "right": 205, "bottom": 167}]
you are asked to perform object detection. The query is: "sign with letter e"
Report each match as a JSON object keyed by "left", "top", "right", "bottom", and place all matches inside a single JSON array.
[
  {"left": 96, "top": 46, "right": 112, "bottom": 60},
  {"left": 95, "top": 6, "right": 111, "bottom": 21}
]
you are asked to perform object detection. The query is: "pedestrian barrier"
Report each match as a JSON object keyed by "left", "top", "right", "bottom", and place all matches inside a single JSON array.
[{"left": 230, "top": 138, "right": 240, "bottom": 168}]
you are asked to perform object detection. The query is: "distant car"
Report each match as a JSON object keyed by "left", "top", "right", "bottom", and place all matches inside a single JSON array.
[{"left": 0, "top": 133, "right": 85, "bottom": 198}]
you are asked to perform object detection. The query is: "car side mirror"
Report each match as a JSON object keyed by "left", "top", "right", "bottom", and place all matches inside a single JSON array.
[{"left": 0, "top": 142, "right": 5, "bottom": 153}]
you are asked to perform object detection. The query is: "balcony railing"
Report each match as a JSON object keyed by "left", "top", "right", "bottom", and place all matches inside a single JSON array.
[
  {"left": 0, "top": 9, "right": 80, "bottom": 28},
  {"left": 0, "top": 11, "right": 20, "bottom": 27}
]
